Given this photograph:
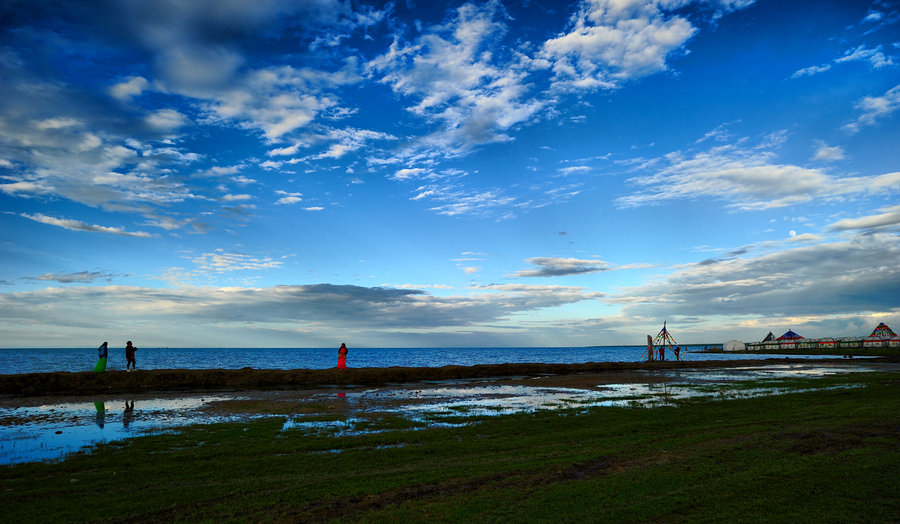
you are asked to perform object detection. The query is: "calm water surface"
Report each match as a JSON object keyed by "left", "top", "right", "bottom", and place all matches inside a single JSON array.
[{"left": 0, "top": 346, "right": 835, "bottom": 375}]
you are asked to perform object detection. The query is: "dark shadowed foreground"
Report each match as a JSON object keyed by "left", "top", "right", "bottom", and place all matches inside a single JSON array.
[
  {"left": 1, "top": 357, "right": 889, "bottom": 397},
  {"left": 2, "top": 368, "right": 898, "bottom": 522}
]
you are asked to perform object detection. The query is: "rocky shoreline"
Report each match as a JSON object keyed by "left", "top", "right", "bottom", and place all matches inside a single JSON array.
[{"left": 3, "top": 357, "right": 892, "bottom": 397}]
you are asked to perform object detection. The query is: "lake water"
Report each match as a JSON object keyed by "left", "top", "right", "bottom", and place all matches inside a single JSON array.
[{"left": 0, "top": 346, "right": 834, "bottom": 375}]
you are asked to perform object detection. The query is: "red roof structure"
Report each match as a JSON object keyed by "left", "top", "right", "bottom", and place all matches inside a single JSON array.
[
  {"left": 867, "top": 322, "right": 898, "bottom": 339},
  {"left": 776, "top": 330, "right": 803, "bottom": 341}
]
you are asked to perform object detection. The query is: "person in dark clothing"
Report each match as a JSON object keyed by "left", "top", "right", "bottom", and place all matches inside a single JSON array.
[{"left": 125, "top": 340, "right": 138, "bottom": 371}]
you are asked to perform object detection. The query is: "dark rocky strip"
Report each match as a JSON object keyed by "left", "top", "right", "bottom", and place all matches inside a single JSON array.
[{"left": 1, "top": 357, "right": 893, "bottom": 397}]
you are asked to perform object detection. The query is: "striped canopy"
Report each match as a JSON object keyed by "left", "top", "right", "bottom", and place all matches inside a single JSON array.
[
  {"left": 867, "top": 322, "right": 898, "bottom": 339},
  {"left": 776, "top": 330, "right": 803, "bottom": 340}
]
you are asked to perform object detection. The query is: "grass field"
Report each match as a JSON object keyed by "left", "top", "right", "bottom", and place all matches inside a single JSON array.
[{"left": 2, "top": 372, "right": 898, "bottom": 522}]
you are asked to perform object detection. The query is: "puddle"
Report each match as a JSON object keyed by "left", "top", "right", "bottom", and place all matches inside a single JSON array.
[
  {"left": 281, "top": 416, "right": 368, "bottom": 436},
  {"left": 2, "top": 361, "right": 896, "bottom": 465},
  {"left": 0, "top": 395, "right": 264, "bottom": 465}
]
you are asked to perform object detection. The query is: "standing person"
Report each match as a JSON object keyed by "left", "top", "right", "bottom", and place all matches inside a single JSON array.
[
  {"left": 674, "top": 346, "right": 681, "bottom": 361},
  {"left": 337, "top": 343, "right": 348, "bottom": 369},
  {"left": 125, "top": 340, "right": 138, "bottom": 371},
  {"left": 94, "top": 342, "right": 108, "bottom": 372}
]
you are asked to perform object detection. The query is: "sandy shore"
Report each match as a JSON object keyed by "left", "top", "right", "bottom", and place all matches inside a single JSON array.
[{"left": 2, "top": 357, "right": 893, "bottom": 398}]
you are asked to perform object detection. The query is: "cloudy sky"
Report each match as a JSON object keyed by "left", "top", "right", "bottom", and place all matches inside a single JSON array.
[{"left": 1, "top": 0, "right": 899, "bottom": 348}]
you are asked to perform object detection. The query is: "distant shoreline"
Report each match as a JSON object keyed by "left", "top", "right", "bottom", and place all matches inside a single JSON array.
[{"left": 2, "top": 356, "right": 897, "bottom": 398}]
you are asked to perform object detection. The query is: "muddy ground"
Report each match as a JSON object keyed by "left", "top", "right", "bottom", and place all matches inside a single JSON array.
[{"left": 2, "top": 357, "right": 892, "bottom": 398}]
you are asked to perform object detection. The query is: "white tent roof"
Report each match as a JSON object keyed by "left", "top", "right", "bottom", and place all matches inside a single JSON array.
[{"left": 723, "top": 339, "right": 745, "bottom": 352}]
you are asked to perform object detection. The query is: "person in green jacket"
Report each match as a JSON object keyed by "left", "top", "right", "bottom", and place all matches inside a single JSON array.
[{"left": 94, "top": 341, "right": 108, "bottom": 372}]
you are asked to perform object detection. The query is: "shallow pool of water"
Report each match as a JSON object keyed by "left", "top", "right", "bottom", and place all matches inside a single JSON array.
[
  {"left": 1, "top": 361, "right": 895, "bottom": 465},
  {"left": 0, "top": 395, "right": 265, "bottom": 464}
]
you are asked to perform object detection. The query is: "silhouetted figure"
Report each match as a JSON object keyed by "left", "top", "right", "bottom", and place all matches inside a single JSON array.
[{"left": 125, "top": 341, "right": 138, "bottom": 371}]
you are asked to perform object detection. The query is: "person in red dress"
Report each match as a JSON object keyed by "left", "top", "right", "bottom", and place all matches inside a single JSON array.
[{"left": 337, "top": 343, "right": 348, "bottom": 369}]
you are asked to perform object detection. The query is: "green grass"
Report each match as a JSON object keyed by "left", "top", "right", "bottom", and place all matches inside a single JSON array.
[{"left": 2, "top": 372, "right": 898, "bottom": 522}]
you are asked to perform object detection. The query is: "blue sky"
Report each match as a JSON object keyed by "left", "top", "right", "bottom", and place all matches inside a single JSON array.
[{"left": 1, "top": 0, "right": 899, "bottom": 348}]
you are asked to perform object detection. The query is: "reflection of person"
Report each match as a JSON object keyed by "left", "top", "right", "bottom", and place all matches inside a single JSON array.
[
  {"left": 125, "top": 341, "right": 137, "bottom": 371},
  {"left": 94, "top": 401, "right": 106, "bottom": 428},
  {"left": 94, "top": 342, "right": 108, "bottom": 373},
  {"left": 337, "top": 343, "right": 348, "bottom": 369},
  {"left": 123, "top": 400, "right": 135, "bottom": 428}
]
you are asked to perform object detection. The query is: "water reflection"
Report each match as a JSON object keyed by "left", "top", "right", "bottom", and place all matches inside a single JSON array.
[
  {"left": 0, "top": 395, "right": 254, "bottom": 465},
  {"left": 1, "top": 362, "right": 895, "bottom": 465},
  {"left": 94, "top": 401, "right": 105, "bottom": 428},
  {"left": 123, "top": 400, "right": 134, "bottom": 428}
]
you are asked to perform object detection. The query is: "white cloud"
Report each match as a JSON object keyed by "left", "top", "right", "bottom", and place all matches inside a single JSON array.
[
  {"left": 206, "top": 165, "right": 243, "bottom": 176},
  {"left": 259, "top": 160, "right": 283, "bottom": 170},
  {"left": 612, "top": 233, "right": 900, "bottom": 318},
  {"left": 275, "top": 190, "right": 303, "bottom": 205},
  {"left": 0, "top": 180, "right": 54, "bottom": 197},
  {"left": 145, "top": 108, "right": 188, "bottom": 132},
  {"left": 790, "top": 64, "right": 832, "bottom": 78},
  {"left": 200, "top": 67, "right": 340, "bottom": 140},
  {"left": 191, "top": 250, "right": 283, "bottom": 272},
  {"left": 812, "top": 140, "right": 845, "bottom": 161},
  {"left": 862, "top": 10, "right": 884, "bottom": 23},
  {"left": 143, "top": 215, "right": 194, "bottom": 231},
  {"left": 423, "top": 186, "right": 517, "bottom": 217},
  {"left": 835, "top": 44, "right": 893, "bottom": 69},
  {"left": 0, "top": 68, "right": 208, "bottom": 221},
  {"left": 558, "top": 165, "right": 592, "bottom": 176},
  {"left": 617, "top": 134, "right": 900, "bottom": 210},
  {"left": 791, "top": 44, "right": 893, "bottom": 79},
  {"left": 311, "top": 127, "right": 398, "bottom": 159},
  {"left": 539, "top": 0, "right": 700, "bottom": 91},
  {"left": 109, "top": 76, "right": 149, "bottom": 101},
  {"left": 20, "top": 213, "right": 153, "bottom": 238},
  {"left": 0, "top": 282, "right": 602, "bottom": 346},
  {"left": 368, "top": 0, "right": 543, "bottom": 159},
  {"left": 392, "top": 167, "right": 430, "bottom": 181},
  {"left": 221, "top": 193, "right": 252, "bottom": 202},
  {"left": 827, "top": 205, "right": 900, "bottom": 232},
  {"left": 267, "top": 143, "right": 303, "bottom": 156},
  {"left": 35, "top": 117, "right": 80, "bottom": 130},
  {"left": 844, "top": 84, "right": 900, "bottom": 133}
]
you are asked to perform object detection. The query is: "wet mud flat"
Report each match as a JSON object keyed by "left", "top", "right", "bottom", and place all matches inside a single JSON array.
[
  {"left": 2, "top": 356, "right": 891, "bottom": 398},
  {"left": 2, "top": 357, "right": 897, "bottom": 464}
]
